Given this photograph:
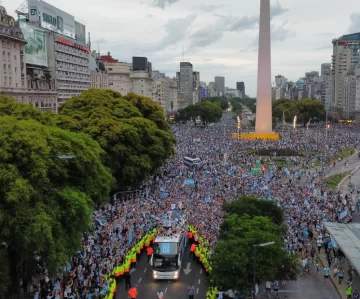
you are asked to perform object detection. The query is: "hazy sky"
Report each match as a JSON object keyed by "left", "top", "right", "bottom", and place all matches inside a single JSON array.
[{"left": 4, "top": 0, "right": 360, "bottom": 96}]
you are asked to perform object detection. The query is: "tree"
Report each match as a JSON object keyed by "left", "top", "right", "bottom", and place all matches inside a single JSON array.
[
  {"left": 123, "top": 92, "right": 170, "bottom": 131},
  {"left": 56, "top": 89, "right": 175, "bottom": 188},
  {"left": 222, "top": 196, "right": 284, "bottom": 225},
  {"left": 0, "top": 116, "right": 114, "bottom": 295},
  {"left": 273, "top": 99, "right": 325, "bottom": 124},
  {"left": 207, "top": 97, "right": 230, "bottom": 110},
  {"left": 180, "top": 100, "right": 223, "bottom": 126},
  {"left": 0, "top": 94, "right": 53, "bottom": 124},
  {"left": 211, "top": 214, "right": 297, "bottom": 292}
]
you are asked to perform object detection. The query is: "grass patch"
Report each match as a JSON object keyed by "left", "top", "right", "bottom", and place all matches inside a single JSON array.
[
  {"left": 333, "top": 148, "right": 355, "bottom": 161},
  {"left": 324, "top": 170, "right": 353, "bottom": 190}
]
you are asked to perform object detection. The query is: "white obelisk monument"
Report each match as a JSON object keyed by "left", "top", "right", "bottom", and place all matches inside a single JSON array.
[{"left": 254, "top": 0, "right": 275, "bottom": 137}]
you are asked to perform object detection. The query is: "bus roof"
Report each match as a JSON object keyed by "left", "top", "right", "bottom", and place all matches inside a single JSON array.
[{"left": 154, "top": 234, "right": 182, "bottom": 243}]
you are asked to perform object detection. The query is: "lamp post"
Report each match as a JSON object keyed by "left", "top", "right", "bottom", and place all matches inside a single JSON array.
[{"left": 253, "top": 241, "right": 275, "bottom": 298}]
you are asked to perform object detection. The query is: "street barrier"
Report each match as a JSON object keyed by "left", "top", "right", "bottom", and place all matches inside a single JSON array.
[{"left": 104, "top": 228, "right": 158, "bottom": 298}]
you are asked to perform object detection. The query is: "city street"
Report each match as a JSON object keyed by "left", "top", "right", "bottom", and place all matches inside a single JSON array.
[{"left": 116, "top": 247, "right": 207, "bottom": 299}]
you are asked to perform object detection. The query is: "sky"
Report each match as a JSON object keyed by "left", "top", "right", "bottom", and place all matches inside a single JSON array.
[{"left": 4, "top": 0, "right": 360, "bottom": 96}]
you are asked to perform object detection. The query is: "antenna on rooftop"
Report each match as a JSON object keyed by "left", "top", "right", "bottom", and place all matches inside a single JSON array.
[{"left": 15, "top": 0, "right": 30, "bottom": 19}]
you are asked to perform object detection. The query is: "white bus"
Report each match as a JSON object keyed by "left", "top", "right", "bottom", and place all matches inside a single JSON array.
[
  {"left": 183, "top": 156, "right": 202, "bottom": 167},
  {"left": 151, "top": 233, "right": 187, "bottom": 280}
]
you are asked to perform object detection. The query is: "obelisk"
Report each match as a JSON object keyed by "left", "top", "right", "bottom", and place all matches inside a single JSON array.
[{"left": 255, "top": 0, "right": 272, "bottom": 134}]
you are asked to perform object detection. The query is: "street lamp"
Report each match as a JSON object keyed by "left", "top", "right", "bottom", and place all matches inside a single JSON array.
[{"left": 253, "top": 241, "right": 275, "bottom": 298}]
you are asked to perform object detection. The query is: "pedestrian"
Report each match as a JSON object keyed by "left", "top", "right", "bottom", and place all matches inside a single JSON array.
[
  {"left": 128, "top": 285, "right": 138, "bottom": 299},
  {"left": 323, "top": 266, "right": 330, "bottom": 285},
  {"left": 338, "top": 267, "right": 344, "bottom": 284},
  {"left": 346, "top": 285, "right": 353, "bottom": 299},
  {"left": 265, "top": 281, "right": 271, "bottom": 295},
  {"left": 157, "top": 290, "right": 164, "bottom": 299},
  {"left": 147, "top": 246, "right": 153, "bottom": 263},
  {"left": 353, "top": 289, "right": 360, "bottom": 299},
  {"left": 316, "top": 262, "right": 320, "bottom": 278},
  {"left": 273, "top": 280, "right": 279, "bottom": 296},
  {"left": 187, "top": 284, "right": 195, "bottom": 299},
  {"left": 124, "top": 271, "right": 131, "bottom": 291}
]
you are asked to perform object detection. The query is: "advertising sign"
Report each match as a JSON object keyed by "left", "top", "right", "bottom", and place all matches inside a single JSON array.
[
  {"left": 75, "top": 21, "right": 86, "bottom": 44},
  {"left": 28, "top": 0, "right": 39, "bottom": 22},
  {"left": 39, "top": 0, "right": 75, "bottom": 39},
  {"left": 20, "top": 22, "right": 48, "bottom": 66}
]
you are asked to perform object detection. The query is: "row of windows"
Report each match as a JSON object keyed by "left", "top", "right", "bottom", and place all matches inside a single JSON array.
[
  {"left": 56, "top": 52, "right": 88, "bottom": 66},
  {"left": 56, "top": 62, "right": 89, "bottom": 74},
  {"left": 55, "top": 44, "right": 88, "bottom": 58},
  {"left": 56, "top": 70, "right": 90, "bottom": 81}
]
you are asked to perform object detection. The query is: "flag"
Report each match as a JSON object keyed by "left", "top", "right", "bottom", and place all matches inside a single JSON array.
[{"left": 237, "top": 116, "right": 240, "bottom": 123}]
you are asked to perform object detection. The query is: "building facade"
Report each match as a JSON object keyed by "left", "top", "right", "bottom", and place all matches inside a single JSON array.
[
  {"left": 193, "top": 71, "right": 200, "bottom": 104},
  {"left": 0, "top": 6, "right": 27, "bottom": 101},
  {"left": 90, "top": 51, "right": 108, "bottom": 89},
  {"left": 178, "top": 62, "right": 193, "bottom": 105},
  {"left": 332, "top": 33, "right": 360, "bottom": 116},
  {"left": 215, "top": 76, "right": 225, "bottom": 95},
  {"left": 102, "top": 53, "right": 131, "bottom": 95},
  {"left": 52, "top": 34, "right": 91, "bottom": 106},
  {"left": 321, "top": 63, "right": 331, "bottom": 76},
  {"left": 236, "top": 81, "right": 245, "bottom": 98}
]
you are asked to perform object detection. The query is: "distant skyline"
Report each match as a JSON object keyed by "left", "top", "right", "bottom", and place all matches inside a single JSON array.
[{"left": 4, "top": 0, "right": 360, "bottom": 96}]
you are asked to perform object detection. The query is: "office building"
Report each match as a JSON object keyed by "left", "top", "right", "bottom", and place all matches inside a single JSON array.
[
  {"left": 321, "top": 63, "right": 331, "bottom": 76},
  {"left": 193, "top": 71, "right": 200, "bottom": 104},
  {"left": 332, "top": 32, "right": 360, "bottom": 115},
  {"left": 275, "top": 75, "right": 287, "bottom": 87},
  {"left": 177, "top": 62, "right": 194, "bottom": 105},
  {"left": 236, "top": 81, "right": 245, "bottom": 98},
  {"left": 52, "top": 34, "right": 91, "bottom": 106},
  {"left": 133, "top": 57, "right": 148, "bottom": 71},
  {"left": 102, "top": 52, "right": 131, "bottom": 95},
  {"left": 343, "top": 64, "right": 360, "bottom": 119},
  {"left": 215, "top": 76, "right": 225, "bottom": 95},
  {"left": 169, "top": 78, "right": 178, "bottom": 112}
]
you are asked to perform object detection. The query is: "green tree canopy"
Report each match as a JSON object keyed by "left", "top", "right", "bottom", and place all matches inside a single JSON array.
[
  {"left": 180, "top": 100, "right": 223, "bottom": 125},
  {"left": 0, "top": 95, "right": 53, "bottom": 124},
  {"left": 273, "top": 98, "right": 326, "bottom": 124},
  {"left": 0, "top": 116, "right": 114, "bottom": 295},
  {"left": 222, "top": 196, "right": 284, "bottom": 225},
  {"left": 56, "top": 89, "right": 175, "bottom": 188},
  {"left": 207, "top": 97, "right": 230, "bottom": 110},
  {"left": 211, "top": 214, "right": 297, "bottom": 292},
  {"left": 124, "top": 92, "right": 170, "bottom": 131}
]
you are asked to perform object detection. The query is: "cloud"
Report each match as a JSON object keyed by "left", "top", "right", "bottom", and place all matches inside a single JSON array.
[
  {"left": 139, "top": 14, "right": 197, "bottom": 52},
  {"left": 152, "top": 0, "right": 180, "bottom": 9},
  {"left": 196, "top": 4, "right": 224, "bottom": 12},
  {"left": 348, "top": 12, "right": 360, "bottom": 33},
  {"left": 146, "top": 14, "right": 155, "bottom": 18},
  {"left": 188, "top": 2, "right": 289, "bottom": 49},
  {"left": 243, "top": 21, "right": 295, "bottom": 52},
  {"left": 270, "top": 1, "right": 289, "bottom": 18}
]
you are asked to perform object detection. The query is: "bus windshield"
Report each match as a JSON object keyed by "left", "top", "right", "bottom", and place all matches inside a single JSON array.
[{"left": 154, "top": 242, "right": 178, "bottom": 255}]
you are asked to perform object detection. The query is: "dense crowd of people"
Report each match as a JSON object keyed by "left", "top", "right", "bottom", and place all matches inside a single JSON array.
[{"left": 32, "top": 114, "right": 360, "bottom": 298}]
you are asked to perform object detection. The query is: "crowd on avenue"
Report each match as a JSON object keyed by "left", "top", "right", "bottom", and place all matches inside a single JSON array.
[{"left": 32, "top": 114, "right": 360, "bottom": 299}]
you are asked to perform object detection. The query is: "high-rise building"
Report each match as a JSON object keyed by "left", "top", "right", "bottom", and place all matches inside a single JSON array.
[
  {"left": 169, "top": 78, "right": 178, "bottom": 112},
  {"left": 193, "top": 71, "right": 200, "bottom": 104},
  {"left": 178, "top": 62, "right": 194, "bottom": 105},
  {"left": 133, "top": 57, "right": 148, "bottom": 71},
  {"left": 236, "top": 82, "right": 245, "bottom": 97},
  {"left": 321, "top": 63, "right": 331, "bottom": 76},
  {"left": 332, "top": 32, "right": 360, "bottom": 115},
  {"left": 275, "top": 75, "right": 287, "bottom": 87},
  {"left": 102, "top": 53, "right": 131, "bottom": 95},
  {"left": 343, "top": 64, "right": 359, "bottom": 119},
  {"left": 215, "top": 76, "right": 225, "bottom": 95}
]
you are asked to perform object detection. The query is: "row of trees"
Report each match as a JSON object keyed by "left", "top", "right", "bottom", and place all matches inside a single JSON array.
[
  {"left": 273, "top": 99, "right": 326, "bottom": 124},
  {"left": 0, "top": 90, "right": 175, "bottom": 296},
  {"left": 210, "top": 197, "right": 297, "bottom": 294},
  {"left": 177, "top": 100, "right": 223, "bottom": 125}
]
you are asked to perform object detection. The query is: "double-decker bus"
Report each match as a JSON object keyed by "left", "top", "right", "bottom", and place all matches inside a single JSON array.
[{"left": 150, "top": 233, "right": 187, "bottom": 280}]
